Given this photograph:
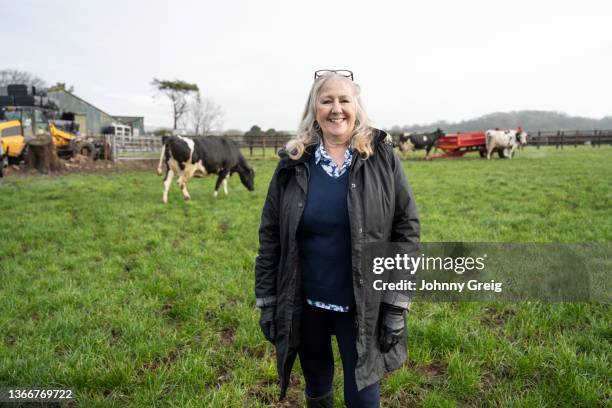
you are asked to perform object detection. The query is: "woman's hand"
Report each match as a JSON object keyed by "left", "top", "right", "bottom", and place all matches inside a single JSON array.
[
  {"left": 259, "top": 306, "right": 276, "bottom": 344},
  {"left": 379, "top": 303, "right": 405, "bottom": 353}
]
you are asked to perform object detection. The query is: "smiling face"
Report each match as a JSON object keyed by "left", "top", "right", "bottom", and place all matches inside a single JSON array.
[{"left": 315, "top": 78, "right": 356, "bottom": 143}]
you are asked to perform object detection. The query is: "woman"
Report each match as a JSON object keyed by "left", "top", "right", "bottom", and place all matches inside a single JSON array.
[{"left": 255, "top": 70, "right": 420, "bottom": 408}]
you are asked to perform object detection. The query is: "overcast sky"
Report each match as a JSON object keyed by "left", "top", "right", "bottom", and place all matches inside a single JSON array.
[{"left": 4, "top": 0, "right": 611, "bottom": 131}]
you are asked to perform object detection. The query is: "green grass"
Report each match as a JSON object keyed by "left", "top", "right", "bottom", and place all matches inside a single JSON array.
[{"left": 0, "top": 147, "right": 611, "bottom": 407}]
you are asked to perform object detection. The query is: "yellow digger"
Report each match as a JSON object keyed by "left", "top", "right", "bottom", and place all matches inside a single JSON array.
[{"left": 0, "top": 85, "right": 98, "bottom": 163}]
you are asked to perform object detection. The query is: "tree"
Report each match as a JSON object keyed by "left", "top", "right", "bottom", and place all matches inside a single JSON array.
[
  {"left": 245, "top": 125, "right": 262, "bottom": 137},
  {"left": 152, "top": 128, "right": 173, "bottom": 137},
  {"left": 48, "top": 82, "right": 75, "bottom": 93},
  {"left": 186, "top": 92, "right": 224, "bottom": 136},
  {"left": 0, "top": 69, "right": 47, "bottom": 89},
  {"left": 151, "top": 78, "right": 199, "bottom": 130},
  {"left": 223, "top": 129, "right": 244, "bottom": 138}
]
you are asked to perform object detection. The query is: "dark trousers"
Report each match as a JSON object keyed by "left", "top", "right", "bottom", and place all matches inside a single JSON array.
[{"left": 298, "top": 303, "right": 380, "bottom": 408}]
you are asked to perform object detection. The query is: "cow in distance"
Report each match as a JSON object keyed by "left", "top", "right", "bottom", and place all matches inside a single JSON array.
[
  {"left": 397, "top": 128, "right": 445, "bottom": 158},
  {"left": 485, "top": 129, "right": 528, "bottom": 160},
  {"left": 157, "top": 135, "right": 255, "bottom": 203}
]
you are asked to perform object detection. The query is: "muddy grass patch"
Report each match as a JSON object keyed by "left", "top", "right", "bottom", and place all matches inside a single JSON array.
[
  {"left": 213, "top": 363, "right": 233, "bottom": 388},
  {"left": 481, "top": 306, "right": 516, "bottom": 328},
  {"left": 480, "top": 371, "right": 498, "bottom": 390},
  {"left": 217, "top": 222, "right": 230, "bottom": 234},
  {"left": 415, "top": 361, "right": 448, "bottom": 380},
  {"left": 382, "top": 391, "right": 420, "bottom": 408},
  {"left": 135, "top": 335, "right": 203, "bottom": 376},
  {"left": 137, "top": 347, "right": 182, "bottom": 374},
  {"left": 241, "top": 345, "right": 266, "bottom": 359},
  {"left": 220, "top": 327, "right": 236, "bottom": 346},
  {"left": 247, "top": 374, "right": 303, "bottom": 407},
  {"left": 3, "top": 158, "right": 157, "bottom": 177}
]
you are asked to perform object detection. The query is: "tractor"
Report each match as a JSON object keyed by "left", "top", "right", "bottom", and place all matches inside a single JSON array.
[{"left": 0, "top": 84, "right": 103, "bottom": 163}]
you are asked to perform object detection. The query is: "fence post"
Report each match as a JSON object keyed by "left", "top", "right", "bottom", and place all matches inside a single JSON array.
[
  {"left": 575, "top": 130, "right": 578, "bottom": 148},
  {"left": 598, "top": 131, "right": 601, "bottom": 148},
  {"left": 111, "top": 135, "right": 118, "bottom": 162},
  {"left": 249, "top": 139, "right": 253, "bottom": 156},
  {"left": 105, "top": 135, "right": 110, "bottom": 161},
  {"left": 263, "top": 136, "right": 266, "bottom": 158}
]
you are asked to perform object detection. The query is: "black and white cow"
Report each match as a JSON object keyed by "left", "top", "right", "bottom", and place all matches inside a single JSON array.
[
  {"left": 0, "top": 144, "right": 8, "bottom": 178},
  {"left": 157, "top": 135, "right": 255, "bottom": 203},
  {"left": 485, "top": 129, "right": 528, "bottom": 160},
  {"left": 397, "top": 128, "right": 445, "bottom": 157}
]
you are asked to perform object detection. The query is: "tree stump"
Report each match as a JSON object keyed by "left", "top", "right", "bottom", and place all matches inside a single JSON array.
[{"left": 26, "top": 134, "right": 63, "bottom": 174}]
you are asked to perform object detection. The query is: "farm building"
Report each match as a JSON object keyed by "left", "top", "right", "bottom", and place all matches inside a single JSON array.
[{"left": 47, "top": 89, "right": 144, "bottom": 136}]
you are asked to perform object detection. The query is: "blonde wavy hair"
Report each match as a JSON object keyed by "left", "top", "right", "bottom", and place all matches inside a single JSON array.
[{"left": 286, "top": 74, "right": 374, "bottom": 160}]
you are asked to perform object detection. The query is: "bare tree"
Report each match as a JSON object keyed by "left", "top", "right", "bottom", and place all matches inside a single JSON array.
[
  {"left": 151, "top": 78, "right": 199, "bottom": 130},
  {"left": 187, "top": 92, "right": 225, "bottom": 136},
  {"left": 0, "top": 69, "right": 47, "bottom": 89}
]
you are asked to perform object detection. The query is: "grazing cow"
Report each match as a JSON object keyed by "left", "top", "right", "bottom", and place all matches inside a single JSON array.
[
  {"left": 0, "top": 144, "right": 8, "bottom": 178},
  {"left": 485, "top": 128, "right": 528, "bottom": 160},
  {"left": 397, "top": 128, "right": 445, "bottom": 157},
  {"left": 157, "top": 135, "right": 255, "bottom": 203}
]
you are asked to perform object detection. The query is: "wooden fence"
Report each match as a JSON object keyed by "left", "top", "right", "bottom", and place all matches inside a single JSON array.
[
  {"left": 105, "top": 134, "right": 292, "bottom": 161},
  {"left": 526, "top": 130, "right": 612, "bottom": 148},
  {"left": 230, "top": 134, "right": 292, "bottom": 157},
  {"left": 104, "top": 130, "right": 612, "bottom": 161}
]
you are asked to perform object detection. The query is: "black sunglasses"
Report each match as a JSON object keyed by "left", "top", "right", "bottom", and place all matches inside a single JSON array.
[{"left": 314, "top": 69, "right": 354, "bottom": 81}]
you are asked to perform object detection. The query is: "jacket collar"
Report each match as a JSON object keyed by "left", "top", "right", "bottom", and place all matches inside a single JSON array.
[
  {"left": 277, "top": 143, "right": 317, "bottom": 169},
  {"left": 277, "top": 128, "right": 391, "bottom": 170}
]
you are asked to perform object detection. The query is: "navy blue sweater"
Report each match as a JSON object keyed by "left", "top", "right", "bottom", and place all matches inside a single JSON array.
[{"left": 297, "top": 156, "right": 354, "bottom": 307}]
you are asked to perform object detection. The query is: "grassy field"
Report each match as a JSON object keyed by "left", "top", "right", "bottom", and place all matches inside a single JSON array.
[{"left": 0, "top": 147, "right": 610, "bottom": 407}]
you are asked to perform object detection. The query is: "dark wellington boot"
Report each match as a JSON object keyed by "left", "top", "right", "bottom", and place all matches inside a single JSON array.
[{"left": 305, "top": 389, "right": 333, "bottom": 408}]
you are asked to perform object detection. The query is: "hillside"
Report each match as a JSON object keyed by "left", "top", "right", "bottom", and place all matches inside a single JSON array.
[{"left": 396, "top": 111, "right": 612, "bottom": 133}]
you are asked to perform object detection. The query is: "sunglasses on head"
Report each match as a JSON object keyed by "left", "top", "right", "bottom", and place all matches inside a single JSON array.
[{"left": 314, "top": 69, "right": 354, "bottom": 81}]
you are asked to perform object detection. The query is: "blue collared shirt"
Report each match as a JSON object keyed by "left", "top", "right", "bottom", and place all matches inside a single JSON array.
[
  {"left": 305, "top": 143, "right": 354, "bottom": 313},
  {"left": 314, "top": 142, "right": 353, "bottom": 178}
]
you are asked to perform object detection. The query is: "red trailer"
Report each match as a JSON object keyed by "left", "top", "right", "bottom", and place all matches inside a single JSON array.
[{"left": 425, "top": 131, "right": 488, "bottom": 160}]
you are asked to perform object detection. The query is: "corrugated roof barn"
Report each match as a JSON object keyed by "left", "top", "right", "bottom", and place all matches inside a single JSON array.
[{"left": 48, "top": 89, "right": 144, "bottom": 135}]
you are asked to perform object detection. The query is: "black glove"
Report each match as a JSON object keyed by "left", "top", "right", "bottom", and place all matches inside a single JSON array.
[
  {"left": 379, "top": 304, "right": 405, "bottom": 353},
  {"left": 259, "top": 306, "right": 276, "bottom": 344}
]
